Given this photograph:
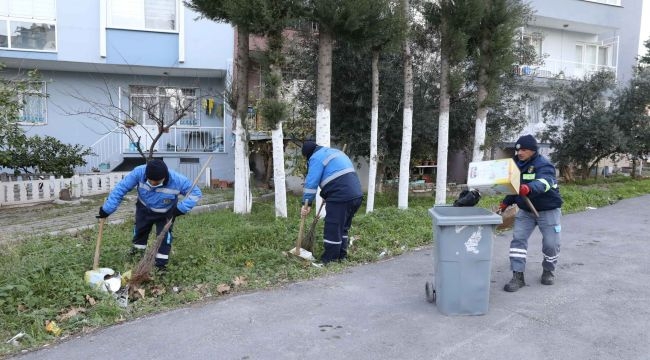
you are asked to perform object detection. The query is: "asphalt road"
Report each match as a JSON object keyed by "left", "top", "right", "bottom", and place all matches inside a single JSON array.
[{"left": 12, "top": 195, "right": 650, "bottom": 360}]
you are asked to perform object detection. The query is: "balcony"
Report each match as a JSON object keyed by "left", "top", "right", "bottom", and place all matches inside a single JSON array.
[
  {"left": 124, "top": 126, "right": 225, "bottom": 154},
  {"left": 79, "top": 125, "right": 226, "bottom": 173},
  {"left": 514, "top": 59, "right": 616, "bottom": 80}
]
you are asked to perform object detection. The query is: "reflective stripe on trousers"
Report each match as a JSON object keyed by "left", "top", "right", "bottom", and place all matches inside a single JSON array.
[
  {"left": 509, "top": 207, "right": 561, "bottom": 272},
  {"left": 322, "top": 198, "right": 362, "bottom": 264},
  {"left": 133, "top": 202, "right": 175, "bottom": 267}
]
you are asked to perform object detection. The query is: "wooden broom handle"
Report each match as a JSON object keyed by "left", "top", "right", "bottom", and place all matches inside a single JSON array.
[
  {"left": 93, "top": 218, "right": 105, "bottom": 270},
  {"left": 295, "top": 200, "right": 309, "bottom": 255}
]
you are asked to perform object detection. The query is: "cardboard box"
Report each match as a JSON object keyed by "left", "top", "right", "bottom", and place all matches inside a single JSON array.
[{"left": 467, "top": 159, "right": 520, "bottom": 195}]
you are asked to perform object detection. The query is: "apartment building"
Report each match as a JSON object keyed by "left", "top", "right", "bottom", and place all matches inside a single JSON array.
[
  {"left": 0, "top": 0, "right": 235, "bottom": 181},
  {"left": 511, "top": 0, "right": 646, "bottom": 152}
]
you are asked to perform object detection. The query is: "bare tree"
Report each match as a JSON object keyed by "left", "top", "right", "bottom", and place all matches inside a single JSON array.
[{"left": 61, "top": 79, "right": 209, "bottom": 160}]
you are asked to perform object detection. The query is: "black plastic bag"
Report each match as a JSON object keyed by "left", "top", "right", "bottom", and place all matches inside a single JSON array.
[{"left": 453, "top": 189, "right": 481, "bottom": 207}]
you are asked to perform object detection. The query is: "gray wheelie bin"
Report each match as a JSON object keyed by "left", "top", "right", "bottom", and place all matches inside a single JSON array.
[{"left": 425, "top": 206, "right": 502, "bottom": 315}]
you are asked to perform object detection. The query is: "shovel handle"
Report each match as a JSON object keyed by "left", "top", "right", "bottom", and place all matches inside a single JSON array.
[
  {"left": 93, "top": 218, "right": 105, "bottom": 270},
  {"left": 295, "top": 200, "right": 309, "bottom": 255},
  {"left": 522, "top": 196, "right": 539, "bottom": 218}
]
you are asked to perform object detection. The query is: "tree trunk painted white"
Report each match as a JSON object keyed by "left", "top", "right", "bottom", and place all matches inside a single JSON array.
[
  {"left": 398, "top": 0, "right": 413, "bottom": 210},
  {"left": 316, "top": 29, "right": 333, "bottom": 147},
  {"left": 366, "top": 50, "right": 380, "bottom": 214},
  {"left": 272, "top": 122, "right": 287, "bottom": 218},
  {"left": 233, "top": 27, "right": 252, "bottom": 214},
  {"left": 436, "top": 34, "right": 450, "bottom": 205},
  {"left": 314, "top": 28, "right": 334, "bottom": 213},
  {"left": 472, "top": 43, "right": 490, "bottom": 163}
]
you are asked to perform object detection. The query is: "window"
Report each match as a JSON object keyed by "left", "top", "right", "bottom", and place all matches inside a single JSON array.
[
  {"left": 525, "top": 96, "right": 542, "bottom": 124},
  {"left": 583, "top": 0, "right": 621, "bottom": 6},
  {"left": 576, "top": 42, "right": 612, "bottom": 71},
  {"left": 108, "top": 0, "right": 177, "bottom": 32},
  {"left": 522, "top": 33, "right": 543, "bottom": 58},
  {"left": 18, "top": 82, "right": 47, "bottom": 124},
  {"left": 129, "top": 85, "right": 198, "bottom": 126},
  {"left": 0, "top": 0, "right": 56, "bottom": 51}
]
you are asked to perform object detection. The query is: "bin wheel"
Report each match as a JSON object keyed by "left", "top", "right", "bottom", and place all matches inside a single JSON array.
[{"left": 425, "top": 281, "right": 436, "bottom": 304}]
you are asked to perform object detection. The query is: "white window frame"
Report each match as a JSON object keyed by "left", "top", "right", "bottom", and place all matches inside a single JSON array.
[
  {"left": 576, "top": 42, "right": 613, "bottom": 68},
  {"left": 525, "top": 96, "right": 542, "bottom": 124},
  {"left": 522, "top": 33, "right": 543, "bottom": 58},
  {"left": 17, "top": 81, "right": 47, "bottom": 125},
  {"left": 129, "top": 85, "right": 199, "bottom": 126},
  {"left": 107, "top": 0, "right": 179, "bottom": 33},
  {"left": 583, "top": 0, "right": 621, "bottom": 6},
  {"left": 0, "top": 0, "right": 57, "bottom": 52}
]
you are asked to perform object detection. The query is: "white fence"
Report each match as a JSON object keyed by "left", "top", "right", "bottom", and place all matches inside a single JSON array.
[{"left": 0, "top": 172, "right": 129, "bottom": 207}]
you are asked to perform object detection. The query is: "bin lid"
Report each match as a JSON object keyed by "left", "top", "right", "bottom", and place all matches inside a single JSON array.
[{"left": 429, "top": 206, "right": 503, "bottom": 226}]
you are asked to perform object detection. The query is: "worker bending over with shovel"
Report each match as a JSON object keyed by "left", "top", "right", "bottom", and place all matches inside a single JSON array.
[
  {"left": 301, "top": 141, "right": 363, "bottom": 264},
  {"left": 499, "top": 135, "right": 563, "bottom": 292},
  {"left": 97, "top": 159, "right": 202, "bottom": 272}
]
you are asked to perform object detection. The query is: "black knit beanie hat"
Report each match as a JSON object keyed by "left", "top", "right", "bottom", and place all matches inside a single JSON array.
[
  {"left": 302, "top": 141, "right": 318, "bottom": 159},
  {"left": 145, "top": 159, "right": 168, "bottom": 181},
  {"left": 515, "top": 134, "right": 538, "bottom": 152}
]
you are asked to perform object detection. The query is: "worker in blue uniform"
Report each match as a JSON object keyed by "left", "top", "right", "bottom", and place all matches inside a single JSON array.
[
  {"left": 301, "top": 141, "right": 363, "bottom": 264},
  {"left": 97, "top": 159, "right": 202, "bottom": 271},
  {"left": 499, "top": 135, "right": 563, "bottom": 292}
]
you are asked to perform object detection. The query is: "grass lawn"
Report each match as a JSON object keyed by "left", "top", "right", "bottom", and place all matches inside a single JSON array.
[{"left": 1, "top": 175, "right": 650, "bottom": 356}]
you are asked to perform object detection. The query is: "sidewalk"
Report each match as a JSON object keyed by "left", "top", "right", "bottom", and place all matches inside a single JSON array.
[
  {"left": 0, "top": 191, "right": 244, "bottom": 245},
  {"left": 11, "top": 195, "right": 650, "bottom": 360}
]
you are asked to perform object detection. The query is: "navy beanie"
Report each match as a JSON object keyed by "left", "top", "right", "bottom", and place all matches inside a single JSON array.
[
  {"left": 302, "top": 141, "right": 318, "bottom": 159},
  {"left": 515, "top": 134, "right": 538, "bottom": 152},
  {"left": 145, "top": 159, "right": 168, "bottom": 181}
]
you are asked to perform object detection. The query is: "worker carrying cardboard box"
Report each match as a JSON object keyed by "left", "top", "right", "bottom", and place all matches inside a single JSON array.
[{"left": 498, "top": 134, "right": 563, "bottom": 292}]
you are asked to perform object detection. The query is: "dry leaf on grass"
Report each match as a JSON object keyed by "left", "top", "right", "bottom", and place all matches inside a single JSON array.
[
  {"left": 85, "top": 295, "right": 96, "bottom": 306},
  {"left": 245, "top": 260, "right": 254, "bottom": 268},
  {"left": 58, "top": 307, "right": 86, "bottom": 321},
  {"left": 129, "top": 287, "right": 146, "bottom": 300},
  {"left": 233, "top": 276, "right": 247, "bottom": 287},
  {"left": 216, "top": 283, "right": 231, "bottom": 294},
  {"left": 151, "top": 286, "right": 166, "bottom": 296}
]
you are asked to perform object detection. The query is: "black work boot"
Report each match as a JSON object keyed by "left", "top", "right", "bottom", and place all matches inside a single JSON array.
[
  {"left": 541, "top": 269, "right": 555, "bottom": 285},
  {"left": 504, "top": 271, "right": 525, "bottom": 292}
]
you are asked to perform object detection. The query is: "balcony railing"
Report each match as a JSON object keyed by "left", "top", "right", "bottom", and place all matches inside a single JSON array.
[
  {"left": 78, "top": 126, "right": 226, "bottom": 173},
  {"left": 126, "top": 126, "right": 226, "bottom": 154},
  {"left": 514, "top": 59, "right": 616, "bottom": 80}
]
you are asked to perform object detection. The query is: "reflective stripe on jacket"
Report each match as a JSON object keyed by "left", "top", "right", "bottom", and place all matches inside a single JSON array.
[
  {"left": 102, "top": 164, "right": 202, "bottom": 215},
  {"left": 302, "top": 147, "right": 363, "bottom": 205},
  {"left": 503, "top": 153, "right": 563, "bottom": 212}
]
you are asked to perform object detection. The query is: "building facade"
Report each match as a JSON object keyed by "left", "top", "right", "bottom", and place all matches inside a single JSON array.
[
  {"left": 0, "top": 0, "right": 235, "bottom": 181},
  {"left": 512, "top": 0, "right": 646, "bottom": 149}
]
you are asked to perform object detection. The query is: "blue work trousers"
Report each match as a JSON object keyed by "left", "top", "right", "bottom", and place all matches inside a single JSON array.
[
  {"left": 133, "top": 202, "right": 175, "bottom": 267},
  {"left": 509, "top": 207, "right": 562, "bottom": 272},
  {"left": 322, "top": 197, "right": 362, "bottom": 264}
]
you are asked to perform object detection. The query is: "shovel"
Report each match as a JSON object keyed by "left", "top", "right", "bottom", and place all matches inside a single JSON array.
[{"left": 93, "top": 218, "right": 106, "bottom": 269}]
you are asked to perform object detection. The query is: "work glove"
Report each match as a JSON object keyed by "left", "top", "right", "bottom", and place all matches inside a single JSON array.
[
  {"left": 301, "top": 205, "right": 311, "bottom": 217},
  {"left": 96, "top": 207, "right": 109, "bottom": 219},
  {"left": 519, "top": 184, "right": 531, "bottom": 196}
]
